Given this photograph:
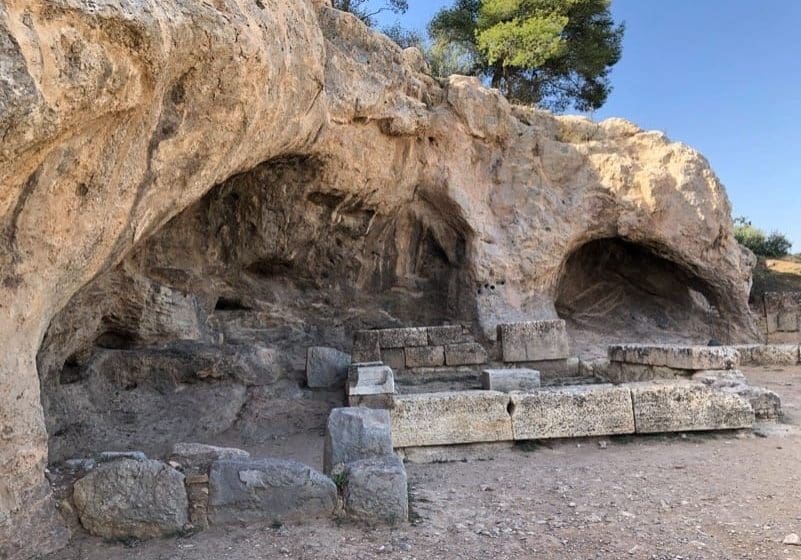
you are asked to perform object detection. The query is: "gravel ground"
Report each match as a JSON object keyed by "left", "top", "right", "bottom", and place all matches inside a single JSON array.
[{"left": 46, "top": 366, "right": 801, "bottom": 560}]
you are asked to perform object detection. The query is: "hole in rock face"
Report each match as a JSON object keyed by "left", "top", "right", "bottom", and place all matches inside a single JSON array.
[
  {"left": 555, "top": 238, "right": 724, "bottom": 355},
  {"left": 37, "top": 156, "right": 476, "bottom": 465}
]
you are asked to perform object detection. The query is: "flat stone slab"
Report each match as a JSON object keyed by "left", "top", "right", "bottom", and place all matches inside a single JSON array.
[
  {"left": 390, "top": 391, "right": 513, "bottom": 448},
  {"left": 734, "top": 344, "right": 800, "bottom": 366},
  {"left": 481, "top": 368, "right": 541, "bottom": 392},
  {"left": 306, "top": 346, "right": 351, "bottom": 388},
  {"left": 208, "top": 459, "right": 336, "bottom": 525},
  {"left": 343, "top": 455, "right": 408, "bottom": 525},
  {"left": 510, "top": 384, "right": 635, "bottom": 440},
  {"left": 630, "top": 381, "right": 754, "bottom": 434},
  {"left": 324, "top": 407, "right": 392, "bottom": 474},
  {"left": 169, "top": 442, "right": 250, "bottom": 474},
  {"left": 497, "top": 320, "right": 570, "bottom": 362},
  {"left": 608, "top": 344, "right": 738, "bottom": 370}
]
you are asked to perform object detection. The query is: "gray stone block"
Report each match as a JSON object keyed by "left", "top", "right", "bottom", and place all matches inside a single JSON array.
[
  {"left": 481, "top": 368, "right": 541, "bottom": 392},
  {"left": 391, "top": 391, "right": 514, "bottom": 448},
  {"left": 497, "top": 320, "right": 570, "bottom": 362},
  {"left": 405, "top": 345, "right": 445, "bottom": 368},
  {"left": 169, "top": 442, "right": 250, "bottom": 474},
  {"left": 510, "top": 385, "right": 635, "bottom": 440},
  {"left": 324, "top": 408, "right": 392, "bottom": 474},
  {"left": 306, "top": 346, "right": 351, "bottom": 388},
  {"left": 348, "top": 364, "right": 395, "bottom": 396},
  {"left": 427, "top": 325, "right": 465, "bottom": 345},
  {"left": 352, "top": 331, "right": 381, "bottom": 363},
  {"left": 735, "top": 344, "right": 800, "bottom": 366},
  {"left": 630, "top": 381, "right": 754, "bottom": 434},
  {"left": 343, "top": 455, "right": 408, "bottom": 525},
  {"left": 778, "top": 311, "right": 799, "bottom": 332},
  {"left": 208, "top": 459, "right": 336, "bottom": 525},
  {"left": 608, "top": 344, "right": 738, "bottom": 370},
  {"left": 379, "top": 327, "right": 428, "bottom": 348},
  {"left": 445, "top": 342, "right": 488, "bottom": 366},
  {"left": 73, "top": 459, "right": 188, "bottom": 540},
  {"left": 381, "top": 348, "right": 406, "bottom": 370}
]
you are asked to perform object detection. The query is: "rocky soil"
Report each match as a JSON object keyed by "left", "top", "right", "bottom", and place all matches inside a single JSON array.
[{"left": 44, "top": 365, "right": 801, "bottom": 560}]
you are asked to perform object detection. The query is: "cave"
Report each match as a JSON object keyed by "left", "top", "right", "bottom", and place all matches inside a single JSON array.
[
  {"left": 555, "top": 238, "right": 725, "bottom": 356},
  {"left": 36, "top": 156, "right": 474, "bottom": 466}
]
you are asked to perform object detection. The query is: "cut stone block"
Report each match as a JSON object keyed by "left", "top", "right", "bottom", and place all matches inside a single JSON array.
[
  {"left": 510, "top": 385, "right": 634, "bottom": 440},
  {"left": 444, "top": 342, "right": 488, "bottom": 366},
  {"left": 608, "top": 344, "right": 739, "bottom": 370},
  {"left": 530, "top": 357, "right": 580, "bottom": 377},
  {"left": 348, "top": 364, "right": 395, "bottom": 408},
  {"left": 381, "top": 348, "right": 406, "bottom": 370},
  {"left": 352, "top": 331, "right": 381, "bottom": 363},
  {"left": 630, "top": 381, "right": 754, "bottom": 434},
  {"left": 481, "top": 368, "right": 541, "bottom": 392},
  {"left": 734, "top": 344, "right": 800, "bottom": 366},
  {"left": 343, "top": 455, "right": 408, "bottom": 525},
  {"left": 427, "top": 325, "right": 465, "bottom": 346},
  {"left": 208, "top": 459, "right": 336, "bottom": 525},
  {"left": 379, "top": 327, "right": 428, "bottom": 348},
  {"left": 778, "top": 312, "right": 799, "bottom": 332},
  {"left": 605, "top": 362, "right": 688, "bottom": 383},
  {"left": 691, "top": 370, "right": 782, "bottom": 422},
  {"left": 306, "top": 346, "right": 351, "bottom": 388},
  {"left": 323, "top": 408, "right": 392, "bottom": 474},
  {"left": 497, "top": 320, "right": 570, "bottom": 362},
  {"left": 405, "top": 345, "right": 445, "bottom": 368},
  {"left": 169, "top": 443, "right": 250, "bottom": 474},
  {"left": 391, "top": 391, "right": 513, "bottom": 448},
  {"left": 397, "top": 442, "right": 514, "bottom": 464},
  {"left": 73, "top": 459, "right": 188, "bottom": 540}
]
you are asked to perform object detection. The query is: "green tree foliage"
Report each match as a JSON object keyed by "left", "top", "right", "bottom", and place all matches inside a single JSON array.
[
  {"left": 429, "top": 0, "right": 624, "bottom": 111},
  {"left": 332, "top": 0, "right": 409, "bottom": 26},
  {"left": 734, "top": 217, "right": 793, "bottom": 258}
]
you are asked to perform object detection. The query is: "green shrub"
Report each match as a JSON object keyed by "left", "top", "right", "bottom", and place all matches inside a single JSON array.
[{"left": 734, "top": 217, "right": 792, "bottom": 258}]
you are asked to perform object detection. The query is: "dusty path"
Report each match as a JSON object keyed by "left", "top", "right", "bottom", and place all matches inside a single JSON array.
[{"left": 47, "top": 367, "right": 801, "bottom": 560}]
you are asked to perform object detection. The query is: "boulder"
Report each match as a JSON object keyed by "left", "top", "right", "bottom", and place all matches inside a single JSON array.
[
  {"left": 208, "top": 459, "right": 336, "bottom": 525},
  {"left": 306, "top": 346, "right": 351, "bottom": 389},
  {"left": 72, "top": 459, "right": 188, "bottom": 540},
  {"left": 343, "top": 455, "right": 408, "bottom": 525},
  {"left": 324, "top": 408, "right": 393, "bottom": 474}
]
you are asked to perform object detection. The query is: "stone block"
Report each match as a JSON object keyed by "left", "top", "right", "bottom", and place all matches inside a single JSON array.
[
  {"left": 510, "top": 385, "right": 635, "bottom": 440},
  {"left": 427, "top": 325, "right": 465, "bottom": 345},
  {"left": 306, "top": 346, "right": 351, "bottom": 388},
  {"left": 481, "top": 368, "right": 541, "bottom": 392},
  {"left": 208, "top": 459, "right": 336, "bottom": 525},
  {"left": 608, "top": 344, "right": 738, "bottom": 370},
  {"left": 735, "top": 344, "right": 800, "bottom": 366},
  {"left": 497, "top": 320, "right": 570, "bottom": 362},
  {"left": 323, "top": 408, "right": 392, "bottom": 474},
  {"left": 531, "top": 357, "right": 580, "bottom": 377},
  {"left": 343, "top": 455, "right": 408, "bottom": 525},
  {"left": 445, "top": 342, "right": 488, "bottom": 366},
  {"left": 630, "top": 381, "right": 754, "bottom": 434},
  {"left": 778, "top": 312, "right": 799, "bottom": 332},
  {"left": 391, "top": 391, "right": 513, "bottom": 448},
  {"left": 352, "top": 331, "right": 381, "bottom": 363},
  {"left": 169, "top": 442, "right": 250, "bottom": 475},
  {"left": 379, "top": 327, "right": 427, "bottom": 348},
  {"left": 348, "top": 364, "right": 395, "bottom": 396},
  {"left": 405, "top": 345, "right": 445, "bottom": 368},
  {"left": 73, "top": 459, "right": 188, "bottom": 540},
  {"left": 605, "top": 362, "right": 687, "bottom": 383},
  {"left": 766, "top": 312, "right": 779, "bottom": 334},
  {"left": 397, "top": 442, "right": 514, "bottom": 464},
  {"left": 381, "top": 348, "right": 406, "bottom": 370}
]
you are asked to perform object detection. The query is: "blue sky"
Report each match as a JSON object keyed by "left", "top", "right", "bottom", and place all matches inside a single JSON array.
[{"left": 375, "top": 1, "right": 801, "bottom": 251}]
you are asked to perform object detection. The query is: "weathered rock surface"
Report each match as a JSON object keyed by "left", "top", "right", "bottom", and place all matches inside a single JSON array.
[
  {"left": 323, "top": 408, "right": 392, "bottom": 474},
  {"left": 343, "top": 455, "right": 408, "bottom": 525},
  {"left": 0, "top": 1, "right": 759, "bottom": 555},
  {"left": 208, "top": 459, "right": 336, "bottom": 525},
  {"left": 72, "top": 459, "right": 188, "bottom": 540},
  {"left": 306, "top": 347, "right": 351, "bottom": 389}
]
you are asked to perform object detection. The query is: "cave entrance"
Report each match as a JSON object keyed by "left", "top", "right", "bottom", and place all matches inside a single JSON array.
[{"left": 555, "top": 238, "right": 724, "bottom": 355}]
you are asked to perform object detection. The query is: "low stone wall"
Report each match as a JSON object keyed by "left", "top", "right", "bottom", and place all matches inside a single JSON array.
[{"left": 761, "top": 292, "right": 801, "bottom": 343}]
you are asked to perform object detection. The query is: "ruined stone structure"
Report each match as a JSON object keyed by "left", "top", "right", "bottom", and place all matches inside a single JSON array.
[{"left": 0, "top": 1, "right": 763, "bottom": 557}]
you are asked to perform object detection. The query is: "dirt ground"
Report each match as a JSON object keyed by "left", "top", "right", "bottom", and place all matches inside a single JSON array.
[{"left": 46, "top": 365, "right": 801, "bottom": 560}]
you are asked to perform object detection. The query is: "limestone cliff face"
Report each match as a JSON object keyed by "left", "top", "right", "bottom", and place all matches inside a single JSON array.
[{"left": 0, "top": 1, "right": 754, "bottom": 557}]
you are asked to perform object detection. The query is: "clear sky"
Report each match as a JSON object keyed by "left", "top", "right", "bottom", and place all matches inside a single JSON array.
[{"left": 375, "top": 1, "right": 801, "bottom": 251}]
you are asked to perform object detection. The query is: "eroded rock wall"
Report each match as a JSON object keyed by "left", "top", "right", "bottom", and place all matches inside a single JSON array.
[{"left": 1, "top": 1, "right": 755, "bottom": 557}]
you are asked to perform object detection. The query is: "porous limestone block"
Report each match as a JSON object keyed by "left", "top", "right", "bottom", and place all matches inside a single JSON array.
[
  {"left": 352, "top": 331, "right": 381, "bottom": 363},
  {"left": 323, "top": 408, "right": 392, "bottom": 474},
  {"left": 778, "top": 311, "right": 799, "bottom": 332},
  {"left": 343, "top": 455, "right": 408, "bottom": 525},
  {"left": 608, "top": 344, "right": 738, "bottom": 370},
  {"left": 605, "top": 362, "right": 688, "bottom": 383},
  {"left": 497, "top": 320, "right": 570, "bottom": 362},
  {"left": 735, "top": 344, "right": 800, "bottom": 366},
  {"left": 510, "top": 385, "right": 635, "bottom": 440},
  {"left": 169, "top": 443, "right": 250, "bottom": 475},
  {"left": 630, "top": 381, "right": 754, "bottom": 434},
  {"left": 427, "top": 325, "right": 465, "bottom": 346},
  {"left": 390, "top": 391, "right": 514, "bottom": 448},
  {"left": 481, "top": 368, "right": 541, "bottom": 392},
  {"left": 379, "top": 328, "right": 427, "bottom": 348},
  {"left": 306, "top": 346, "right": 351, "bottom": 388},
  {"left": 381, "top": 348, "right": 406, "bottom": 371},
  {"left": 445, "top": 342, "right": 488, "bottom": 366},
  {"left": 348, "top": 364, "right": 395, "bottom": 396},
  {"left": 405, "top": 345, "right": 445, "bottom": 368}
]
